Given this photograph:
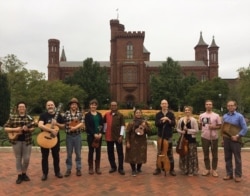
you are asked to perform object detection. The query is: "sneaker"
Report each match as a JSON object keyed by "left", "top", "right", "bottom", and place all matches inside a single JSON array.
[
  {"left": 132, "top": 171, "right": 136, "bottom": 177},
  {"left": 16, "top": 174, "right": 23, "bottom": 184},
  {"left": 64, "top": 170, "right": 71, "bottom": 177},
  {"left": 22, "top": 173, "right": 30, "bottom": 181},
  {"left": 188, "top": 173, "right": 194, "bottom": 176},
  {"left": 202, "top": 170, "right": 210, "bottom": 176},
  {"left": 212, "top": 170, "right": 218, "bottom": 177}
]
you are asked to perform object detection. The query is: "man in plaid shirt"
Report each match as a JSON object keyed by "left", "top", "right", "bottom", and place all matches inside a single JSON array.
[
  {"left": 4, "top": 101, "right": 35, "bottom": 184},
  {"left": 64, "top": 98, "right": 84, "bottom": 177}
]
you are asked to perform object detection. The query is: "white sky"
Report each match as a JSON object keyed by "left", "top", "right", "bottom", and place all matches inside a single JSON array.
[{"left": 0, "top": 0, "right": 250, "bottom": 79}]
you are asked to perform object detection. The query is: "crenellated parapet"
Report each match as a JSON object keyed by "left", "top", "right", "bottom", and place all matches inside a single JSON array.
[{"left": 115, "top": 31, "right": 145, "bottom": 38}]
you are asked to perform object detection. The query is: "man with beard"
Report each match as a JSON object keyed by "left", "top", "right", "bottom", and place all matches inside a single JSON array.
[
  {"left": 64, "top": 98, "right": 84, "bottom": 177},
  {"left": 38, "top": 100, "right": 65, "bottom": 181}
]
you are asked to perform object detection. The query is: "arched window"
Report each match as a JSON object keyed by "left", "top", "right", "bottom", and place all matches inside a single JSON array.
[{"left": 126, "top": 43, "right": 133, "bottom": 59}]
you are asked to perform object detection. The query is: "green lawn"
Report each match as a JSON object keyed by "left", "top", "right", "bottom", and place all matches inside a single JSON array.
[{"left": 1, "top": 127, "right": 250, "bottom": 147}]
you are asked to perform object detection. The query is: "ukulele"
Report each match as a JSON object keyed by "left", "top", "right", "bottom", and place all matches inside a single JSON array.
[
  {"left": 8, "top": 115, "right": 36, "bottom": 140},
  {"left": 135, "top": 118, "right": 148, "bottom": 136},
  {"left": 37, "top": 103, "right": 63, "bottom": 148}
]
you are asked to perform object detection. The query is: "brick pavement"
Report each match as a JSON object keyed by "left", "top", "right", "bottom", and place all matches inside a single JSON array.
[{"left": 0, "top": 144, "right": 249, "bottom": 196}]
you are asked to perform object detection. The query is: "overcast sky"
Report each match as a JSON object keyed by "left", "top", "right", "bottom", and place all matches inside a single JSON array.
[{"left": 1, "top": 0, "right": 249, "bottom": 79}]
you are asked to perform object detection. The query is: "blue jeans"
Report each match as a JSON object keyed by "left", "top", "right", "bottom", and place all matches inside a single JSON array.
[{"left": 65, "top": 134, "right": 82, "bottom": 170}]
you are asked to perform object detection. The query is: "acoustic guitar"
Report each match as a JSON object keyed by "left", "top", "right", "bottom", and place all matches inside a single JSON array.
[{"left": 37, "top": 103, "right": 63, "bottom": 149}]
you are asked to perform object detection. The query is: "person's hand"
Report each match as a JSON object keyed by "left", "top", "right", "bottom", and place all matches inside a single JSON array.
[
  {"left": 231, "top": 135, "right": 239, "bottom": 141},
  {"left": 118, "top": 136, "right": 123, "bottom": 143},
  {"left": 126, "top": 142, "right": 130, "bottom": 149},
  {"left": 50, "top": 128, "right": 58, "bottom": 136},
  {"left": 180, "top": 130, "right": 186, "bottom": 134},
  {"left": 94, "top": 133, "right": 102, "bottom": 139},
  {"left": 22, "top": 125, "right": 29, "bottom": 132}
]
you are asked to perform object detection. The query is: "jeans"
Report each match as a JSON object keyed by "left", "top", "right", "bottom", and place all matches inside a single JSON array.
[
  {"left": 12, "top": 141, "right": 32, "bottom": 173},
  {"left": 201, "top": 137, "right": 218, "bottom": 170},
  {"left": 65, "top": 134, "right": 82, "bottom": 170}
]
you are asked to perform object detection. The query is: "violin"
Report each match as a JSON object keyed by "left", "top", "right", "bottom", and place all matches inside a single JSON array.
[
  {"left": 176, "top": 133, "right": 188, "bottom": 156},
  {"left": 156, "top": 124, "right": 170, "bottom": 176}
]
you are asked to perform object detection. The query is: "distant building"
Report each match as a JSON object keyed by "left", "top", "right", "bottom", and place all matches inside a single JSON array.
[{"left": 48, "top": 19, "right": 219, "bottom": 106}]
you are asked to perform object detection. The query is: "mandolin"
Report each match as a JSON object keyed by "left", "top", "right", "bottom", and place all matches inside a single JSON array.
[{"left": 37, "top": 103, "right": 63, "bottom": 149}]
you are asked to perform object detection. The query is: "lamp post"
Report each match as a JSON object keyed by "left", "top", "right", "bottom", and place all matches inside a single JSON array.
[{"left": 218, "top": 93, "right": 223, "bottom": 113}]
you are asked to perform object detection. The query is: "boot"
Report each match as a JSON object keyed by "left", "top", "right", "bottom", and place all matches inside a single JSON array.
[
  {"left": 95, "top": 160, "right": 102, "bottom": 175},
  {"left": 88, "top": 160, "right": 94, "bottom": 175}
]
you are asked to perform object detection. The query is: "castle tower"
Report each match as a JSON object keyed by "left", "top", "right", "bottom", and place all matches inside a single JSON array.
[
  {"left": 48, "top": 39, "right": 60, "bottom": 81},
  {"left": 208, "top": 36, "right": 219, "bottom": 79},
  {"left": 194, "top": 32, "right": 208, "bottom": 66},
  {"left": 109, "top": 19, "right": 148, "bottom": 106}
]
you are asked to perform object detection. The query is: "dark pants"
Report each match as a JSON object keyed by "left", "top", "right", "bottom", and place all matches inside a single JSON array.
[
  {"left": 223, "top": 137, "right": 242, "bottom": 177},
  {"left": 107, "top": 141, "right": 124, "bottom": 170},
  {"left": 156, "top": 140, "right": 175, "bottom": 171},
  {"left": 201, "top": 137, "right": 218, "bottom": 170},
  {"left": 41, "top": 141, "right": 60, "bottom": 175},
  {"left": 130, "top": 163, "right": 142, "bottom": 171},
  {"left": 87, "top": 135, "right": 102, "bottom": 162}
]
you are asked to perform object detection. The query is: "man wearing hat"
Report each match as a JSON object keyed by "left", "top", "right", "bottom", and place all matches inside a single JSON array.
[{"left": 64, "top": 98, "right": 84, "bottom": 177}]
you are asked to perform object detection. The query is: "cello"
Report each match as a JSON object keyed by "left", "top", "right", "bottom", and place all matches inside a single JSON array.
[{"left": 157, "top": 124, "right": 170, "bottom": 176}]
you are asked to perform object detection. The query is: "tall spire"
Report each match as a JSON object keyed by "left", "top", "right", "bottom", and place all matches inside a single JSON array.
[
  {"left": 60, "top": 46, "right": 67, "bottom": 62},
  {"left": 209, "top": 36, "right": 218, "bottom": 48},
  {"left": 196, "top": 31, "right": 208, "bottom": 46}
]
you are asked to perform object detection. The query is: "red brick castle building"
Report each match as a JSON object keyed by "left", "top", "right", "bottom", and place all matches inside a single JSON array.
[{"left": 48, "top": 19, "right": 219, "bottom": 106}]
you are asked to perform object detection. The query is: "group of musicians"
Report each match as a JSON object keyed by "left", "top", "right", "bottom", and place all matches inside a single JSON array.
[{"left": 3, "top": 98, "right": 248, "bottom": 184}]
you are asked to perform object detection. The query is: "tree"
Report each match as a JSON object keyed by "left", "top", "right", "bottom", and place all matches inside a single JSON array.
[
  {"left": 150, "top": 57, "right": 183, "bottom": 110},
  {"left": 235, "top": 67, "right": 250, "bottom": 112},
  {"left": 0, "top": 72, "right": 10, "bottom": 126},
  {"left": 185, "top": 77, "right": 229, "bottom": 113},
  {"left": 1, "top": 54, "right": 26, "bottom": 73},
  {"left": 64, "top": 58, "right": 110, "bottom": 108}
]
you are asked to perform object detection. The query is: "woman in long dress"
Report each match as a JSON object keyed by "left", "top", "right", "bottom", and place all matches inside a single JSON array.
[
  {"left": 176, "top": 106, "right": 199, "bottom": 176},
  {"left": 125, "top": 109, "right": 150, "bottom": 176}
]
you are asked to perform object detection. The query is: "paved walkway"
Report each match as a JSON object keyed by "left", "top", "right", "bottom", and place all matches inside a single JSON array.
[{"left": 0, "top": 144, "right": 249, "bottom": 196}]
